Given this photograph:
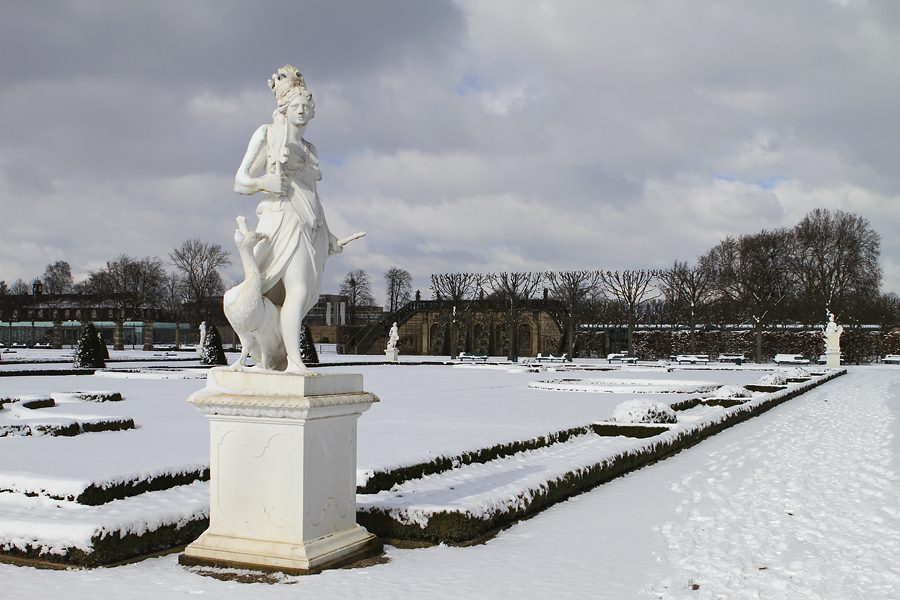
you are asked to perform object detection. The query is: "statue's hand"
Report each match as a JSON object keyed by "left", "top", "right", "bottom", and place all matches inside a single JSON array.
[
  {"left": 257, "top": 175, "right": 288, "bottom": 196},
  {"left": 329, "top": 238, "right": 344, "bottom": 255}
]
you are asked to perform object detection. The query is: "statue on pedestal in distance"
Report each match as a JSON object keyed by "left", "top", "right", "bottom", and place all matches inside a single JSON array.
[{"left": 823, "top": 310, "right": 843, "bottom": 354}]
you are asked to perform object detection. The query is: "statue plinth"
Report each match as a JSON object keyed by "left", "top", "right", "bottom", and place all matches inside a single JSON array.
[
  {"left": 179, "top": 368, "right": 381, "bottom": 574},
  {"left": 384, "top": 348, "right": 399, "bottom": 362},
  {"left": 825, "top": 350, "right": 841, "bottom": 368}
]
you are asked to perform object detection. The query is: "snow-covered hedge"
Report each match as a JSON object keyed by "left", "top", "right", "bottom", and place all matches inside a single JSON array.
[
  {"left": 358, "top": 425, "right": 594, "bottom": 494},
  {"left": 0, "top": 417, "right": 134, "bottom": 438},
  {"left": 610, "top": 400, "right": 677, "bottom": 424},
  {"left": 713, "top": 385, "right": 753, "bottom": 399},
  {"left": 358, "top": 370, "right": 845, "bottom": 544},
  {"left": 756, "top": 373, "right": 787, "bottom": 386},
  {"left": 52, "top": 391, "right": 123, "bottom": 403},
  {"left": 783, "top": 367, "right": 811, "bottom": 379}
]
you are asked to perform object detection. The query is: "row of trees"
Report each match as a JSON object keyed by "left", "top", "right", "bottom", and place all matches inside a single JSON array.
[
  {"left": 3, "top": 208, "right": 891, "bottom": 363},
  {"left": 0, "top": 240, "right": 232, "bottom": 329},
  {"left": 363, "top": 209, "right": 891, "bottom": 363}
]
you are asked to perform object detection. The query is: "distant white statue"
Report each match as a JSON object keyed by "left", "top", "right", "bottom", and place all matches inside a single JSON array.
[
  {"left": 230, "top": 65, "right": 363, "bottom": 373},
  {"left": 386, "top": 322, "right": 399, "bottom": 351},
  {"left": 823, "top": 310, "right": 843, "bottom": 353}
]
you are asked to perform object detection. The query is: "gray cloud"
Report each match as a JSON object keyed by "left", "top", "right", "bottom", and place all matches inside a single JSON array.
[{"left": 0, "top": 0, "right": 898, "bottom": 303}]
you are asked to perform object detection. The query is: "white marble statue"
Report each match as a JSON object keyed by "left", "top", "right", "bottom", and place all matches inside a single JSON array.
[
  {"left": 823, "top": 310, "right": 843, "bottom": 353},
  {"left": 230, "top": 65, "right": 363, "bottom": 373},
  {"left": 386, "top": 322, "right": 399, "bottom": 351}
]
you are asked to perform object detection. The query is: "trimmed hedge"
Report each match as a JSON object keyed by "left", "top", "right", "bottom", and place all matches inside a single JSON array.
[
  {"left": 0, "top": 418, "right": 135, "bottom": 439},
  {"left": 0, "top": 517, "right": 209, "bottom": 568},
  {"left": 358, "top": 370, "right": 844, "bottom": 544},
  {"left": 20, "top": 398, "right": 56, "bottom": 409},
  {"left": 358, "top": 426, "right": 594, "bottom": 494},
  {"left": 52, "top": 391, "right": 123, "bottom": 403},
  {"left": 0, "top": 467, "right": 209, "bottom": 505},
  {"left": 590, "top": 423, "right": 671, "bottom": 438},
  {"left": 77, "top": 467, "right": 211, "bottom": 506},
  {"left": 745, "top": 385, "right": 786, "bottom": 393}
]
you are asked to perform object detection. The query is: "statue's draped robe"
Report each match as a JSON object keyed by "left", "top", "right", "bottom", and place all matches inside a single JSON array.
[{"left": 252, "top": 123, "right": 334, "bottom": 318}]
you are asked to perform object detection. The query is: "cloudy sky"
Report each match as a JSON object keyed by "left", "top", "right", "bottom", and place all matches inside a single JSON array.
[{"left": 1, "top": 0, "right": 898, "bottom": 305}]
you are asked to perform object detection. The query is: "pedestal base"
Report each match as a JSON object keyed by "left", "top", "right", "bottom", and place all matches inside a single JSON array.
[
  {"left": 180, "top": 524, "right": 382, "bottom": 575},
  {"left": 181, "top": 367, "right": 380, "bottom": 575},
  {"left": 385, "top": 348, "right": 399, "bottom": 362},
  {"left": 825, "top": 350, "right": 840, "bottom": 368}
]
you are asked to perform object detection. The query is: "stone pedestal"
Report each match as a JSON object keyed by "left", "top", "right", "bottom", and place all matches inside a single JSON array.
[
  {"left": 384, "top": 348, "right": 399, "bottom": 362},
  {"left": 143, "top": 321, "right": 154, "bottom": 351},
  {"left": 825, "top": 350, "right": 840, "bottom": 368},
  {"left": 179, "top": 368, "right": 381, "bottom": 574}
]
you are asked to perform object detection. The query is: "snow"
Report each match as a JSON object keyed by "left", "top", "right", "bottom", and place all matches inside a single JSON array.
[
  {"left": 711, "top": 385, "right": 752, "bottom": 398},
  {"left": 0, "top": 482, "right": 208, "bottom": 556},
  {"left": 1, "top": 354, "right": 898, "bottom": 598},
  {"left": 756, "top": 372, "right": 788, "bottom": 386},
  {"left": 610, "top": 399, "right": 678, "bottom": 423}
]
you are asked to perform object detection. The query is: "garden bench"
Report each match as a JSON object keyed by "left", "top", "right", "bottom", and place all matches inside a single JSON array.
[
  {"left": 718, "top": 353, "right": 746, "bottom": 364},
  {"left": 607, "top": 353, "right": 639, "bottom": 364},
  {"left": 774, "top": 354, "right": 811, "bottom": 365},
  {"left": 535, "top": 353, "right": 567, "bottom": 363},
  {"left": 673, "top": 354, "right": 710, "bottom": 365},
  {"left": 881, "top": 355, "right": 900, "bottom": 364},
  {"left": 458, "top": 352, "right": 489, "bottom": 362}
]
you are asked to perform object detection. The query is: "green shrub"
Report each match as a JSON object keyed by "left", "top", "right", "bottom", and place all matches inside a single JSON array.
[
  {"left": 301, "top": 324, "right": 319, "bottom": 364},
  {"left": 200, "top": 322, "right": 227, "bottom": 366},
  {"left": 73, "top": 323, "right": 106, "bottom": 368}
]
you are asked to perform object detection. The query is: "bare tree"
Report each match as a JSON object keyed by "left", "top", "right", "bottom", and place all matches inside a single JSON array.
[
  {"left": 791, "top": 208, "right": 881, "bottom": 323},
  {"left": 91, "top": 255, "right": 167, "bottom": 316},
  {"left": 10, "top": 279, "right": 30, "bottom": 295},
  {"left": 340, "top": 269, "right": 375, "bottom": 325},
  {"left": 431, "top": 272, "right": 484, "bottom": 358},
  {"left": 544, "top": 270, "right": 602, "bottom": 361},
  {"left": 600, "top": 270, "right": 659, "bottom": 355},
  {"left": 487, "top": 272, "right": 543, "bottom": 360},
  {"left": 170, "top": 239, "right": 231, "bottom": 328},
  {"left": 702, "top": 229, "right": 793, "bottom": 363},
  {"left": 42, "top": 261, "right": 73, "bottom": 294},
  {"left": 658, "top": 261, "right": 714, "bottom": 353},
  {"left": 158, "top": 273, "right": 187, "bottom": 323},
  {"left": 82, "top": 255, "right": 167, "bottom": 348},
  {"left": 869, "top": 292, "right": 900, "bottom": 330},
  {"left": 0, "top": 281, "right": 7, "bottom": 295},
  {"left": 384, "top": 266, "right": 413, "bottom": 313}
]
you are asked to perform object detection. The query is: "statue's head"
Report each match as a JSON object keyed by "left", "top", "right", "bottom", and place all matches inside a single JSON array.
[{"left": 269, "top": 65, "right": 315, "bottom": 125}]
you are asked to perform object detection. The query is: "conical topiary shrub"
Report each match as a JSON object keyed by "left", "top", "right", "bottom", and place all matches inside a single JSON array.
[
  {"left": 200, "top": 322, "right": 228, "bottom": 366},
  {"left": 74, "top": 323, "right": 106, "bottom": 368},
  {"left": 300, "top": 324, "right": 319, "bottom": 365}
]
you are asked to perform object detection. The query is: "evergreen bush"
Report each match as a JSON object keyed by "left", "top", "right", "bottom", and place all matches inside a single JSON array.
[
  {"left": 73, "top": 323, "right": 106, "bottom": 368},
  {"left": 199, "top": 322, "right": 227, "bottom": 366},
  {"left": 301, "top": 324, "right": 319, "bottom": 364}
]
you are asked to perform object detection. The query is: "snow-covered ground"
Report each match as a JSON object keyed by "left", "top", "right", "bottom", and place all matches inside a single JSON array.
[{"left": 2, "top": 357, "right": 898, "bottom": 598}]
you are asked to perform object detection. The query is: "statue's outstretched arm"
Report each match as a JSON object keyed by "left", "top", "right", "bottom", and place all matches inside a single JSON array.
[{"left": 234, "top": 125, "right": 272, "bottom": 195}]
